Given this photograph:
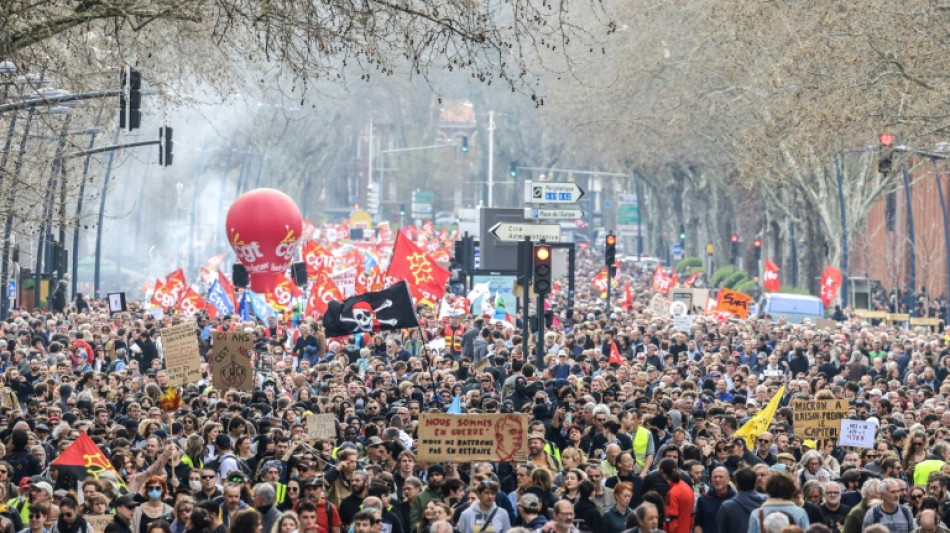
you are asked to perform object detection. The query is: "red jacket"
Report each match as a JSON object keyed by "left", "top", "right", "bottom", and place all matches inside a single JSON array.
[{"left": 664, "top": 479, "right": 694, "bottom": 533}]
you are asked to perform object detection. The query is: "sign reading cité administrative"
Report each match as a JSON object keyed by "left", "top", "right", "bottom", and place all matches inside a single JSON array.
[
  {"left": 791, "top": 399, "right": 850, "bottom": 440},
  {"left": 161, "top": 322, "right": 202, "bottom": 387},
  {"left": 417, "top": 413, "right": 529, "bottom": 463},
  {"left": 212, "top": 331, "right": 255, "bottom": 392}
]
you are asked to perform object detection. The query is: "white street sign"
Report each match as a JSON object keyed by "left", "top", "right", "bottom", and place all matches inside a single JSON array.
[
  {"left": 524, "top": 180, "right": 585, "bottom": 205},
  {"left": 489, "top": 222, "right": 562, "bottom": 242},
  {"left": 524, "top": 207, "right": 584, "bottom": 220}
]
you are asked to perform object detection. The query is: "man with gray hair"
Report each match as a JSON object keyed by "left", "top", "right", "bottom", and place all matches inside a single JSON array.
[
  {"left": 819, "top": 481, "right": 850, "bottom": 533},
  {"left": 862, "top": 478, "right": 916, "bottom": 533},
  {"left": 252, "top": 483, "right": 281, "bottom": 533}
]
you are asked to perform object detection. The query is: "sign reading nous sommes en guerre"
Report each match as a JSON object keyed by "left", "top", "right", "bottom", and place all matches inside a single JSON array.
[
  {"left": 791, "top": 399, "right": 850, "bottom": 440},
  {"left": 417, "top": 413, "right": 530, "bottom": 463}
]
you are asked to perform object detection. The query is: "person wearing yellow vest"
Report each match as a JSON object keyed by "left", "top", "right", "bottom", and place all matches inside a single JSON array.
[
  {"left": 913, "top": 441, "right": 949, "bottom": 486},
  {"left": 625, "top": 409, "right": 655, "bottom": 477},
  {"left": 261, "top": 461, "right": 287, "bottom": 505}
]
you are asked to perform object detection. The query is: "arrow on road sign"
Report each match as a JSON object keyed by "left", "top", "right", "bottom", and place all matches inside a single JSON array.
[
  {"left": 524, "top": 180, "right": 585, "bottom": 205},
  {"left": 489, "top": 222, "right": 562, "bottom": 243},
  {"left": 524, "top": 207, "right": 584, "bottom": 221}
]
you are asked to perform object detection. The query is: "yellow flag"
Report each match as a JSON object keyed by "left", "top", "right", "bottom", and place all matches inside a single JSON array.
[{"left": 734, "top": 385, "right": 785, "bottom": 450}]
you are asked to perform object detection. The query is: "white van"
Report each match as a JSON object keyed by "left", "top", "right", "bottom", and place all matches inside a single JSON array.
[{"left": 756, "top": 293, "right": 825, "bottom": 324}]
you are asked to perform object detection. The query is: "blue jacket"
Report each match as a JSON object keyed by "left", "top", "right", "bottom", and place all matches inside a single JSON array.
[
  {"left": 695, "top": 486, "right": 736, "bottom": 533},
  {"left": 718, "top": 490, "right": 766, "bottom": 533}
]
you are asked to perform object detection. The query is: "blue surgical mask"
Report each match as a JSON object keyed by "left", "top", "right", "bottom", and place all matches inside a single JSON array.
[{"left": 147, "top": 489, "right": 162, "bottom": 501}]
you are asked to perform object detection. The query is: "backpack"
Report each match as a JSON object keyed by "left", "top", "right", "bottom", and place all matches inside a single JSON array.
[
  {"left": 205, "top": 452, "right": 252, "bottom": 479},
  {"left": 871, "top": 504, "right": 913, "bottom": 527}
]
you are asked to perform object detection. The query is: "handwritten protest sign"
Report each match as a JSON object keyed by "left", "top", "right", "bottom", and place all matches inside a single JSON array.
[
  {"left": 161, "top": 322, "right": 202, "bottom": 387},
  {"left": 307, "top": 413, "right": 337, "bottom": 440},
  {"left": 649, "top": 294, "right": 671, "bottom": 316},
  {"left": 716, "top": 289, "right": 753, "bottom": 318},
  {"left": 838, "top": 419, "right": 875, "bottom": 448},
  {"left": 86, "top": 515, "right": 112, "bottom": 533},
  {"left": 212, "top": 331, "right": 254, "bottom": 392},
  {"left": 792, "top": 399, "right": 850, "bottom": 440},
  {"left": 673, "top": 314, "right": 695, "bottom": 333},
  {"left": 418, "top": 413, "right": 529, "bottom": 463}
]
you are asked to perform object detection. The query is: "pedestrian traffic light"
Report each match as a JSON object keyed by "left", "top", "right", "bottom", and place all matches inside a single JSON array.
[
  {"left": 753, "top": 238, "right": 762, "bottom": 261},
  {"left": 879, "top": 132, "right": 896, "bottom": 175},
  {"left": 158, "top": 126, "right": 173, "bottom": 167},
  {"left": 533, "top": 244, "right": 552, "bottom": 295},
  {"left": 605, "top": 234, "right": 616, "bottom": 267},
  {"left": 509, "top": 161, "right": 518, "bottom": 178},
  {"left": 730, "top": 234, "right": 739, "bottom": 263},
  {"left": 120, "top": 67, "right": 142, "bottom": 131},
  {"left": 461, "top": 136, "right": 469, "bottom": 153}
]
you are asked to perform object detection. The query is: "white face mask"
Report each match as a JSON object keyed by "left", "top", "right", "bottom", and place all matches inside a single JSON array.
[{"left": 189, "top": 480, "right": 201, "bottom": 491}]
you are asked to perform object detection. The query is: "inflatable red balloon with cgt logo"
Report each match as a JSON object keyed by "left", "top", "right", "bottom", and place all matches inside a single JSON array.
[{"left": 226, "top": 189, "right": 303, "bottom": 296}]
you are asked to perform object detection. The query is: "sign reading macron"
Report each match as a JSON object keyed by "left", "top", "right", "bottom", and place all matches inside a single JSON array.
[
  {"left": 792, "top": 399, "right": 850, "bottom": 440},
  {"left": 417, "top": 413, "right": 529, "bottom": 463}
]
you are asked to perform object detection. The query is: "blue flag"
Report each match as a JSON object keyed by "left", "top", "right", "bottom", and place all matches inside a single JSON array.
[
  {"left": 207, "top": 281, "right": 235, "bottom": 317},
  {"left": 447, "top": 395, "right": 462, "bottom": 414},
  {"left": 237, "top": 292, "right": 251, "bottom": 321},
  {"left": 246, "top": 290, "right": 278, "bottom": 321}
]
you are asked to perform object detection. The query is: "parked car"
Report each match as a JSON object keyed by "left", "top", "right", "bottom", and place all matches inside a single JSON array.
[{"left": 756, "top": 293, "right": 825, "bottom": 324}]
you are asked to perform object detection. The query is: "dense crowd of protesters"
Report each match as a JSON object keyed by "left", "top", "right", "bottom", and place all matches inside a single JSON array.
[{"left": 0, "top": 246, "right": 948, "bottom": 533}]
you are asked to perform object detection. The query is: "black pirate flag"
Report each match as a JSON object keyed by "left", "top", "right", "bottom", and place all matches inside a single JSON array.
[{"left": 322, "top": 280, "right": 420, "bottom": 337}]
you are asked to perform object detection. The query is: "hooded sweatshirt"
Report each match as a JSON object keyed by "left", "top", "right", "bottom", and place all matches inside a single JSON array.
[
  {"left": 695, "top": 486, "right": 736, "bottom": 533},
  {"left": 717, "top": 490, "right": 766, "bottom": 533}
]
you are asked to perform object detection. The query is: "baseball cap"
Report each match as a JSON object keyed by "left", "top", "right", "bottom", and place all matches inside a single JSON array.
[
  {"left": 366, "top": 436, "right": 384, "bottom": 447},
  {"left": 518, "top": 493, "right": 541, "bottom": 511},
  {"left": 114, "top": 494, "right": 142, "bottom": 509}
]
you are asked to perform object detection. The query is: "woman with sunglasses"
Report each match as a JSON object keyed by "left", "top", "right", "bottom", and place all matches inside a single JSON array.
[
  {"left": 902, "top": 429, "right": 929, "bottom": 476},
  {"left": 277, "top": 480, "right": 301, "bottom": 513},
  {"left": 21, "top": 503, "right": 49, "bottom": 533},
  {"left": 132, "top": 477, "right": 173, "bottom": 533}
]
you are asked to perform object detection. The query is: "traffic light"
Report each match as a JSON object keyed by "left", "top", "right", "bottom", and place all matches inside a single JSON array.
[
  {"left": 399, "top": 203, "right": 406, "bottom": 216},
  {"left": 509, "top": 161, "right": 518, "bottom": 178},
  {"left": 678, "top": 224, "right": 686, "bottom": 243},
  {"left": 158, "top": 126, "right": 173, "bottom": 166},
  {"left": 533, "top": 244, "right": 552, "bottom": 295},
  {"left": 879, "top": 132, "right": 895, "bottom": 175},
  {"left": 730, "top": 234, "right": 739, "bottom": 264},
  {"left": 119, "top": 67, "right": 141, "bottom": 131},
  {"left": 461, "top": 136, "right": 469, "bottom": 153},
  {"left": 753, "top": 238, "right": 762, "bottom": 261},
  {"left": 605, "top": 234, "right": 617, "bottom": 267}
]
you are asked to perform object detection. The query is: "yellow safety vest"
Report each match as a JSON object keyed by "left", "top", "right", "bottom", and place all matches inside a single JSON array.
[{"left": 633, "top": 426, "right": 651, "bottom": 467}]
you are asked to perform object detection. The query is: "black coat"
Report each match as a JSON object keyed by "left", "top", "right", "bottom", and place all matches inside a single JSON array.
[{"left": 104, "top": 516, "right": 133, "bottom": 533}]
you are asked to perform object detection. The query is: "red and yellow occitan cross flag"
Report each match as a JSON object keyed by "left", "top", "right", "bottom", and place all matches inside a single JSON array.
[
  {"left": 735, "top": 386, "right": 786, "bottom": 450},
  {"left": 386, "top": 231, "right": 449, "bottom": 305}
]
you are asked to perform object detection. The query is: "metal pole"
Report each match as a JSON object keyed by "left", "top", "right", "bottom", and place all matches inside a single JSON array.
[
  {"left": 487, "top": 110, "right": 494, "bottom": 208},
  {"left": 931, "top": 158, "right": 950, "bottom": 324},
  {"left": 71, "top": 118, "right": 103, "bottom": 297},
  {"left": 521, "top": 237, "right": 530, "bottom": 362},
  {"left": 567, "top": 245, "right": 576, "bottom": 326},
  {"left": 35, "top": 115, "right": 72, "bottom": 308},
  {"left": 0, "top": 107, "right": 34, "bottom": 318},
  {"left": 606, "top": 251, "right": 612, "bottom": 316},
  {"left": 789, "top": 222, "right": 798, "bottom": 288},
  {"left": 93, "top": 136, "right": 122, "bottom": 299},
  {"left": 835, "top": 153, "right": 849, "bottom": 307},
  {"left": 535, "top": 293, "right": 545, "bottom": 371},
  {"left": 634, "top": 173, "right": 643, "bottom": 261},
  {"left": 901, "top": 161, "right": 917, "bottom": 316}
]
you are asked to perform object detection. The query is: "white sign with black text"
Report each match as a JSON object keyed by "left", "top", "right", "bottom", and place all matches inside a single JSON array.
[{"left": 838, "top": 419, "right": 876, "bottom": 449}]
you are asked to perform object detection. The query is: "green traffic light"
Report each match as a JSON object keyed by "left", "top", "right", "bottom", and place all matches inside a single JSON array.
[{"left": 679, "top": 233, "right": 686, "bottom": 240}]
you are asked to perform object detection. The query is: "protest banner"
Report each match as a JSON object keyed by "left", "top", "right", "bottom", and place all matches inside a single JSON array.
[
  {"left": 307, "top": 413, "right": 337, "bottom": 440},
  {"left": 673, "top": 314, "right": 695, "bottom": 333},
  {"left": 161, "top": 322, "right": 202, "bottom": 387},
  {"left": 330, "top": 267, "right": 357, "bottom": 297},
  {"left": 815, "top": 318, "right": 838, "bottom": 331},
  {"left": 716, "top": 289, "right": 753, "bottom": 318},
  {"left": 418, "top": 413, "right": 530, "bottom": 463},
  {"left": 791, "top": 399, "right": 850, "bottom": 440},
  {"left": 212, "top": 331, "right": 255, "bottom": 392},
  {"left": 86, "top": 515, "right": 112, "bottom": 533},
  {"left": 649, "top": 294, "right": 671, "bottom": 315},
  {"left": 838, "top": 419, "right": 876, "bottom": 448}
]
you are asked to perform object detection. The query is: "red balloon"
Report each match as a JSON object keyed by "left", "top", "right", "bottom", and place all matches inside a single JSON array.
[{"left": 226, "top": 188, "right": 303, "bottom": 295}]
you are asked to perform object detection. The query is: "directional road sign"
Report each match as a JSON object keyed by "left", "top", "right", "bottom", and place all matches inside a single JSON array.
[
  {"left": 524, "top": 180, "right": 585, "bottom": 205},
  {"left": 524, "top": 207, "right": 584, "bottom": 221},
  {"left": 671, "top": 242, "right": 684, "bottom": 260},
  {"left": 489, "top": 222, "right": 562, "bottom": 243}
]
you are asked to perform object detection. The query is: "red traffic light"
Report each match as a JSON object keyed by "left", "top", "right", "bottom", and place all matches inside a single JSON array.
[
  {"left": 606, "top": 235, "right": 617, "bottom": 246},
  {"left": 753, "top": 239, "right": 762, "bottom": 248},
  {"left": 731, "top": 235, "right": 739, "bottom": 243},
  {"left": 880, "top": 132, "right": 895, "bottom": 147}
]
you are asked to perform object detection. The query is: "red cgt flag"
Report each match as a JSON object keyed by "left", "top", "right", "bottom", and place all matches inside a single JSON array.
[
  {"left": 177, "top": 287, "right": 207, "bottom": 316},
  {"left": 819, "top": 266, "right": 842, "bottom": 307},
  {"left": 609, "top": 341, "right": 624, "bottom": 365},
  {"left": 386, "top": 231, "right": 450, "bottom": 305},
  {"left": 763, "top": 260, "right": 781, "bottom": 292},
  {"left": 307, "top": 271, "right": 343, "bottom": 319},
  {"left": 269, "top": 272, "right": 301, "bottom": 311},
  {"left": 164, "top": 268, "right": 187, "bottom": 303}
]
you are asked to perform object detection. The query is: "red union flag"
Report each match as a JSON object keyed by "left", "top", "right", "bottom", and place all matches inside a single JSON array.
[
  {"left": 683, "top": 271, "right": 700, "bottom": 287},
  {"left": 151, "top": 279, "right": 172, "bottom": 308},
  {"left": 269, "top": 272, "right": 301, "bottom": 310},
  {"left": 302, "top": 241, "right": 332, "bottom": 278},
  {"left": 163, "top": 268, "right": 187, "bottom": 304},
  {"left": 307, "top": 272, "right": 343, "bottom": 319},
  {"left": 386, "top": 231, "right": 449, "bottom": 305},
  {"left": 763, "top": 260, "right": 781, "bottom": 292},
  {"left": 593, "top": 271, "right": 609, "bottom": 296},
  {"left": 176, "top": 287, "right": 206, "bottom": 316},
  {"left": 819, "top": 266, "right": 842, "bottom": 307},
  {"left": 653, "top": 266, "right": 674, "bottom": 294}
]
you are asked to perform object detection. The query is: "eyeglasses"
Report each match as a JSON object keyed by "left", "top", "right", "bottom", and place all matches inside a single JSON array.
[
  {"left": 61, "top": 514, "right": 74, "bottom": 519},
  {"left": 29, "top": 515, "right": 43, "bottom": 520},
  {"left": 147, "top": 486, "right": 163, "bottom": 491},
  {"left": 914, "top": 442, "right": 925, "bottom": 446},
  {"left": 757, "top": 439, "right": 772, "bottom": 443},
  {"left": 287, "top": 487, "right": 299, "bottom": 492},
  {"left": 201, "top": 475, "right": 215, "bottom": 479}
]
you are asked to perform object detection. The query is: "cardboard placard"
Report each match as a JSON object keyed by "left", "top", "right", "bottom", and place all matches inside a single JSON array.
[
  {"left": 107, "top": 292, "right": 127, "bottom": 314},
  {"left": 417, "top": 413, "right": 530, "bottom": 463},
  {"left": 161, "top": 322, "right": 202, "bottom": 387},
  {"left": 649, "top": 294, "right": 671, "bottom": 316},
  {"left": 815, "top": 318, "right": 838, "bottom": 331},
  {"left": 307, "top": 413, "right": 337, "bottom": 440},
  {"left": 673, "top": 314, "right": 694, "bottom": 333},
  {"left": 212, "top": 331, "right": 255, "bottom": 392},
  {"left": 838, "top": 419, "right": 876, "bottom": 448},
  {"left": 791, "top": 399, "right": 850, "bottom": 440},
  {"left": 86, "top": 514, "right": 112, "bottom": 533},
  {"left": 716, "top": 289, "right": 752, "bottom": 318}
]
